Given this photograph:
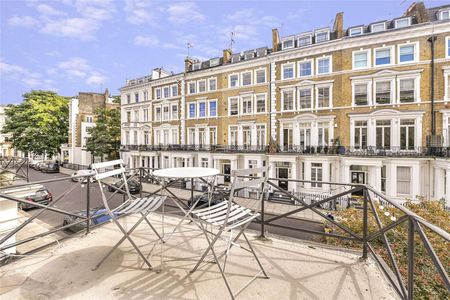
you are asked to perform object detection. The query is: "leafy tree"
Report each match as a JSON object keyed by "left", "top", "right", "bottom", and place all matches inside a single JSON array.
[
  {"left": 2, "top": 90, "right": 69, "bottom": 157},
  {"left": 85, "top": 107, "right": 121, "bottom": 161}
]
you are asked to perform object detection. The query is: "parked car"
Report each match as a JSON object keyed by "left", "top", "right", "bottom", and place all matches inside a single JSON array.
[
  {"left": 107, "top": 179, "right": 141, "bottom": 194},
  {"left": 2, "top": 184, "right": 53, "bottom": 210},
  {"left": 34, "top": 161, "right": 49, "bottom": 171},
  {"left": 41, "top": 162, "right": 60, "bottom": 173},
  {"left": 71, "top": 169, "right": 96, "bottom": 183},
  {"left": 62, "top": 208, "right": 119, "bottom": 233},
  {"left": 29, "top": 160, "right": 43, "bottom": 169},
  {"left": 188, "top": 192, "right": 226, "bottom": 209}
]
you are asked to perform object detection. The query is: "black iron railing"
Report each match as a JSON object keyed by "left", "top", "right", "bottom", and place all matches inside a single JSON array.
[
  {"left": 0, "top": 156, "right": 29, "bottom": 184},
  {"left": 0, "top": 167, "right": 448, "bottom": 299}
]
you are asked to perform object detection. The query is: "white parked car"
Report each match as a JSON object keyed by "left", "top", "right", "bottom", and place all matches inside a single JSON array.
[{"left": 71, "top": 170, "right": 96, "bottom": 183}]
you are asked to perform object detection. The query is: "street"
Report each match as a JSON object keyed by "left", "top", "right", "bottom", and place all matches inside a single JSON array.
[{"left": 25, "top": 169, "right": 323, "bottom": 242}]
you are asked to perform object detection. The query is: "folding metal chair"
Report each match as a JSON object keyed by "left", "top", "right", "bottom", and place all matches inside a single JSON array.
[
  {"left": 190, "top": 166, "right": 270, "bottom": 299},
  {"left": 91, "top": 159, "right": 166, "bottom": 271}
]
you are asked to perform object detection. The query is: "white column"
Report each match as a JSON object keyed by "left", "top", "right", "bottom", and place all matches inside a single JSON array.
[
  {"left": 445, "top": 169, "right": 450, "bottom": 207},
  {"left": 372, "top": 165, "right": 382, "bottom": 191},
  {"left": 435, "top": 167, "right": 445, "bottom": 200},
  {"left": 289, "top": 161, "right": 298, "bottom": 192},
  {"left": 411, "top": 164, "right": 420, "bottom": 200},
  {"left": 322, "top": 162, "right": 330, "bottom": 192},
  {"left": 386, "top": 164, "right": 397, "bottom": 197},
  {"left": 304, "top": 161, "right": 312, "bottom": 189},
  {"left": 237, "top": 125, "right": 243, "bottom": 146},
  {"left": 251, "top": 124, "right": 257, "bottom": 146},
  {"left": 231, "top": 159, "right": 238, "bottom": 172}
]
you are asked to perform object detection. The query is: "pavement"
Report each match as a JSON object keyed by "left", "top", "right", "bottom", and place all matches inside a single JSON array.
[{"left": 0, "top": 213, "right": 398, "bottom": 300}]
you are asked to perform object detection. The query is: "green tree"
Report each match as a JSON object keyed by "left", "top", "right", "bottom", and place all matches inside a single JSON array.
[
  {"left": 85, "top": 107, "right": 121, "bottom": 161},
  {"left": 2, "top": 90, "right": 69, "bottom": 157}
]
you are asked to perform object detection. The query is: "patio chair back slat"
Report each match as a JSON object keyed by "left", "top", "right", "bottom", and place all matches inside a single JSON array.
[
  {"left": 95, "top": 167, "right": 126, "bottom": 180},
  {"left": 91, "top": 159, "right": 124, "bottom": 169},
  {"left": 232, "top": 176, "right": 267, "bottom": 190},
  {"left": 231, "top": 166, "right": 267, "bottom": 177}
]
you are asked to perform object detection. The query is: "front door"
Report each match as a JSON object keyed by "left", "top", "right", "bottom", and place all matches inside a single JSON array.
[
  {"left": 278, "top": 167, "right": 289, "bottom": 190},
  {"left": 351, "top": 171, "right": 365, "bottom": 196},
  {"left": 223, "top": 163, "right": 231, "bottom": 183}
]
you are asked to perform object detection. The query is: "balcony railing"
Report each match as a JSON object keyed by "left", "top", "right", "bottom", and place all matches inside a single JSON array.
[{"left": 121, "top": 144, "right": 450, "bottom": 158}]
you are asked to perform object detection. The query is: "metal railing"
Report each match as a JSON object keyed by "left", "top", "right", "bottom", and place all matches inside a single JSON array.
[
  {"left": 0, "top": 166, "right": 448, "bottom": 300},
  {"left": 0, "top": 156, "right": 29, "bottom": 185},
  {"left": 62, "top": 163, "right": 90, "bottom": 170}
]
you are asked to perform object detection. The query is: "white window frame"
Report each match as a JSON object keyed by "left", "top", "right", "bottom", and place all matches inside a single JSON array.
[
  {"left": 316, "top": 56, "right": 332, "bottom": 75},
  {"left": 351, "top": 80, "right": 372, "bottom": 106},
  {"left": 394, "top": 17, "right": 411, "bottom": 28},
  {"left": 255, "top": 93, "right": 266, "bottom": 113},
  {"left": 349, "top": 26, "right": 364, "bottom": 36},
  {"left": 188, "top": 102, "right": 196, "bottom": 119},
  {"left": 197, "top": 79, "right": 207, "bottom": 93},
  {"left": 397, "top": 75, "right": 420, "bottom": 104},
  {"left": 171, "top": 84, "right": 178, "bottom": 97},
  {"left": 373, "top": 78, "right": 395, "bottom": 105},
  {"left": 241, "top": 71, "right": 252, "bottom": 86},
  {"left": 240, "top": 94, "right": 253, "bottom": 115},
  {"left": 163, "top": 86, "right": 170, "bottom": 99},
  {"left": 374, "top": 46, "right": 394, "bottom": 67},
  {"left": 229, "top": 73, "right": 239, "bottom": 88},
  {"left": 281, "top": 37, "right": 295, "bottom": 50},
  {"left": 228, "top": 97, "right": 239, "bottom": 116},
  {"left": 281, "top": 88, "right": 296, "bottom": 112},
  {"left": 281, "top": 62, "right": 295, "bottom": 80},
  {"left": 155, "top": 88, "right": 161, "bottom": 99},
  {"left": 446, "top": 36, "right": 450, "bottom": 59},
  {"left": 154, "top": 106, "right": 161, "bottom": 122},
  {"left": 197, "top": 100, "right": 207, "bottom": 119},
  {"left": 397, "top": 42, "right": 419, "bottom": 64},
  {"left": 445, "top": 69, "right": 450, "bottom": 102},
  {"left": 208, "top": 99, "right": 218, "bottom": 117},
  {"left": 298, "top": 59, "right": 314, "bottom": 77},
  {"left": 208, "top": 77, "right": 217, "bottom": 91},
  {"left": 297, "top": 33, "right": 312, "bottom": 47},
  {"left": 315, "top": 84, "right": 333, "bottom": 109},
  {"left": 371, "top": 22, "right": 386, "bottom": 33},
  {"left": 352, "top": 49, "right": 371, "bottom": 70},
  {"left": 171, "top": 104, "right": 178, "bottom": 120},
  {"left": 315, "top": 29, "right": 330, "bottom": 43},
  {"left": 188, "top": 81, "right": 196, "bottom": 95},
  {"left": 162, "top": 105, "right": 170, "bottom": 121},
  {"left": 298, "top": 86, "right": 313, "bottom": 110},
  {"left": 255, "top": 68, "right": 266, "bottom": 84},
  {"left": 439, "top": 10, "right": 450, "bottom": 20}
]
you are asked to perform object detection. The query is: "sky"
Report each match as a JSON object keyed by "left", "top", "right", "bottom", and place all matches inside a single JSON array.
[{"left": 1, "top": 0, "right": 449, "bottom": 104}]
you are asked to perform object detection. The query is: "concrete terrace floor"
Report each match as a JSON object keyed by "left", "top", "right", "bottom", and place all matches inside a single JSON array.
[{"left": 0, "top": 213, "right": 398, "bottom": 300}]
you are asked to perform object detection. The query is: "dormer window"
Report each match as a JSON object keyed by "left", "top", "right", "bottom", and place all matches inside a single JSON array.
[
  {"left": 315, "top": 30, "right": 330, "bottom": 43},
  {"left": 439, "top": 10, "right": 450, "bottom": 20},
  {"left": 349, "top": 27, "right": 363, "bottom": 36},
  {"left": 297, "top": 34, "right": 312, "bottom": 47},
  {"left": 231, "top": 54, "right": 241, "bottom": 63},
  {"left": 371, "top": 22, "right": 386, "bottom": 33},
  {"left": 192, "top": 62, "right": 201, "bottom": 70},
  {"left": 395, "top": 17, "right": 411, "bottom": 28},
  {"left": 244, "top": 51, "right": 255, "bottom": 60},
  {"left": 282, "top": 38, "right": 294, "bottom": 50},
  {"left": 209, "top": 58, "right": 220, "bottom": 67}
]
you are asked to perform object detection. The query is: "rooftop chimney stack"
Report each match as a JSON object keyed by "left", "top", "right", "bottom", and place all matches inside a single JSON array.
[
  {"left": 272, "top": 28, "right": 280, "bottom": 52},
  {"left": 184, "top": 58, "right": 194, "bottom": 72},
  {"left": 333, "top": 12, "right": 344, "bottom": 39},
  {"left": 222, "top": 49, "right": 232, "bottom": 64},
  {"left": 404, "top": 2, "right": 429, "bottom": 23}
]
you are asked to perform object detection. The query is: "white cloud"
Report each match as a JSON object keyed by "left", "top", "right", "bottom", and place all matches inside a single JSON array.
[
  {"left": 134, "top": 35, "right": 160, "bottom": 47},
  {"left": 166, "top": 2, "right": 205, "bottom": 25},
  {"left": 7, "top": 15, "right": 39, "bottom": 28},
  {"left": 124, "top": 0, "right": 156, "bottom": 25},
  {"left": 74, "top": 0, "right": 116, "bottom": 21},
  {"left": 58, "top": 57, "right": 91, "bottom": 77},
  {"left": 86, "top": 72, "right": 107, "bottom": 86},
  {"left": 0, "top": 59, "right": 55, "bottom": 89},
  {"left": 40, "top": 18, "right": 99, "bottom": 40},
  {"left": 36, "top": 4, "right": 66, "bottom": 16}
]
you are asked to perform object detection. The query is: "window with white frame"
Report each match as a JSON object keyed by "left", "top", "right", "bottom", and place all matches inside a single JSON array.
[
  {"left": 248, "top": 159, "right": 258, "bottom": 169},
  {"left": 126, "top": 111, "right": 131, "bottom": 123},
  {"left": 163, "top": 130, "right": 169, "bottom": 144},
  {"left": 282, "top": 125, "right": 293, "bottom": 148},
  {"left": 229, "top": 97, "right": 238, "bottom": 116},
  {"left": 126, "top": 94, "right": 131, "bottom": 104},
  {"left": 317, "top": 57, "right": 331, "bottom": 74},
  {"left": 171, "top": 105, "right": 178, "bottom": 120},
  {"left": 399, "top": 78, "right": 415, "bottom": 102},
  {"left": 282, "top": 38, "right": 294, "bottom": 50},
  {"left": 242, "top": 126, "right": 252, "bottom": 146},
  {"left": 133, "top": 131, "right": 138, "bottom": 144},
  {"left": 162, "top": 106, "right": 169, "bottom": 120},
  {"left": 397, "top": 166, "right": 411, "bottom": 195},
  {"left": 172, "top": 85, "right": 178, "bottom": 97},
  {"left": 188, "top": 103, "right": 196, "bottom": 118},
  {"left": 400, "top": 119, "right": 415, "bottom": 150},
  {"left": 188, "top": 128, "right": 195, "bottom": 144},
  {"left": 354, "top": 121, "right": 368, "bottom": 149},
  {"left": 210, "top": 127, "right": 216, "bottom": 144},
  {"left": 201, "top": 158, "right": 209, "bottom": 168},
  {"left": 135, "top": 92, "right": 139, "bottom": 102},
  {"left": 155, "top": 88, "right": 161, "bottom": 99},
  {"left": 163, "top": 87, "right": 170, "bottom": 98},
  {"left": 311, "top": 163, "right": 323, "bottom": 188},
  {"left": 155, "top": 107, "right": 161, "bottom": 121},
  {"left": 255, "top": 69, "right": 266, "bottom": 83},
  {"left": 375, "top": 81, "right": 391, "bottom": 104},
  {"left": 198, "top": 102, "right": 206, "bottom": 118},
  {"left": 144, "top": 90, "right": 149, "bottom": 101},
  {"left": 299, "top": 60, "right": 313, "bottom": 77},
  {"left": 446, "top": 36, "right": 450, "bottom": 58},
  {"left": 242, "top": 71, "right": 252, "bottom": 86},
  {"left": 86, "top": 116, "right": 93, "bottom": 123},
  {"left": 299, "top": 122, "right": 312, "bottom": 147},
  {"left": 298, "top": 34, "right": 312, "bottom": 47},
  {"left": 154, "top": 130, "right": 160, "bottom": 144},
  {"left": 399, "top": 44, "right": 416, "bottom": 63},
  {"left": 282, "top": 63, "right": 294, "bottom": 79},
  {"left": 144, "top": 131, "right": 150, "bottom": 145},
  {"left": 229, "top": 74, "right": 239, "bottom": 87},
  {"left": 371, "top": 22, "right": 385, "bottom": 33},
  {"left": 282, "top": 89, "right": 295, "bottom": 111},
  {"left": 375, "top": 48, "right": 391, "bottom": 66},
  {"left": 209, "top": 100, "right": 217, "bottom": 117},
  {"left": 208, "top": 78, "right": 217, "bottom": 91},
  {"left": 349, "top": 27, "right": 363, "bottom": 36},
  {"left": 353, "top": 50, "right": 369, "bottom": 69},
  {"left": 376, "top": 120, "right": 391, "bottom": 149},
  {"left": 143, "top": 108, "right": 149, "bottom": 122},
  {"left": 440, "top": 10, "right": 450, "bottom": 20},
  {"left": 198, "top": 80, "right": 206, "bottom": 93},
  {"left": 299, "top": 87, "right": 313, "bottom": 109},
  {"left": 315, "top": 30, "right": 329, "bottom": 43},
  {"left": 188, "top": 82, "right": 196, "bottom": 94},
  {"left": 316, "top": 86, "right": 331, "bottom": 108},
  {"left": 172, "top": 129, "right": 178, "bottom": 144},
  {"left": 395, "top": 17, "right": 410, "bottom": 28},
  {"left": 125, "top": 131, "right": 130, "bottom": 144},
  {"left": 198, "top": 128, "right": 206, "bottom": 146},
  {"left": 354, "top": 82, "right": 369, "bottom": 105},
  {"left": 229, "top": 126, "right": 238, "bottom": 145},
  {"left": 256, "top": 125, "right": 266, "bottom": 146},
  {"left": 133, "top": 110, "right": 139, "bottom": 122},
  {"left": 317, "top": 122, "right": 329, "bottom": 146},
  {"left": 255, "top": 94, "right": 266, "bottom": 112},
  {"left": 241, "top": 95, "right": 253, "bottom": 114}
]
